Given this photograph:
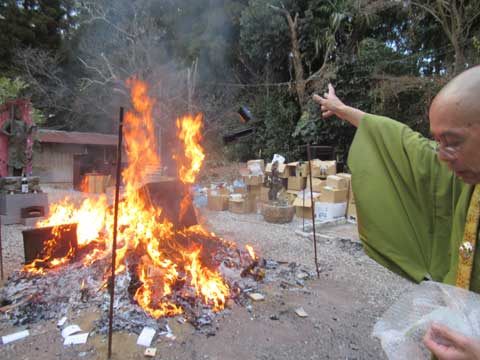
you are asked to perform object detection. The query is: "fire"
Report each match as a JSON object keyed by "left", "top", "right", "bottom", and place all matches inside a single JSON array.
[
  {"left": 175, "top": 114, "right": 205, "bottom": 184},
  {"left": 245, "top": 245, "right": 256, "bottom": 260},
  {"left": 80, "top": 176, "right": 89, "bottom": 193},
  {"left": 24, "top": 78, "right": 235, "bottom": 319},
  {"left": 23, "top": 225, "right": 76, "bottom": 275}
]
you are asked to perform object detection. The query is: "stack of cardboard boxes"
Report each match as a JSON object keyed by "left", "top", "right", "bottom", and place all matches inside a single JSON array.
[
  {"left": 207, "top": 159, "right": 269, "bottom": 215},
  {"left": 287, "top": 159, "right": 355, "bottom": 221},
  {"left": 206, "top": 157, "right": 357, "bottom": 222}
]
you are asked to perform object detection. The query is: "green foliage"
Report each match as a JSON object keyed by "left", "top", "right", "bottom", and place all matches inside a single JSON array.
[
  {"left": 0, "top": 77, "right": 28, "bottom": 104},
  {"left": 31, "top": 108, "right": 46, "bottom": 125},
  {"left": 224, "top": 87, "right": 302, "bottom": 162},
  {"left": 0, "top": 76, "right": 46, "bottom": 125},
  {"left": 239, "top": 0, "right": 291, "bottom": 75},
  {"left": 0, "top": 0, "right": 75, "bottom": 72}
]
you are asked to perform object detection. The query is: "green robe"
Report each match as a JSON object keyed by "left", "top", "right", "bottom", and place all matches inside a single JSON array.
[{"left": 348, "top": 114, "right": 480, "bottom": 292}]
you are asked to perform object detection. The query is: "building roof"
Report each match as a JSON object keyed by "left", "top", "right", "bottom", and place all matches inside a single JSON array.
[{"left": 37, "top": 129, "right": 117, "bottom": 146}]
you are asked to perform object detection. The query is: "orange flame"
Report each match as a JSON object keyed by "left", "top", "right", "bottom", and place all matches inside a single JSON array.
[
  {"left": 245, "top": 245, "right": 256, "bottom": 260},
  {"left": 25, "top": 78, "right": 233, "bottom": 318},
  {"left": 175, "top": 114, "right": 205, "bottom": 184},
  {"left": 80, "top": 177, "right": 89, "bottom": 193}
]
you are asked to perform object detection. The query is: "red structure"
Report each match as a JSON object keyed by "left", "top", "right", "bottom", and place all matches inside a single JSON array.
[{"left": 0, "top": 100, "right": 34, "bottom": 177}]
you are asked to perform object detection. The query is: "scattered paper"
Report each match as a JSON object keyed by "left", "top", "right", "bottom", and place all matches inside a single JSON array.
[
  {"left": 137, "top": 327, "right": 156, "bottom": 347},
  {"left": 61, "top": 324, "right": 82, "bottom": 338},
  {"left": 144, "top": 347, "right": 157, "bottom": 357},
  {"left": 64, "top": 332, "right": 89, "bottom": 345},
  {"left": 57, "top": 316, "right": 67, "bottom": 327},
  {"left": 295, "top": 307, "right": 308, "bottom": 318},
  {"left": 2, "top": 330, "right": 29, "bottom": 344},
  {"left": 248, "top": 293, "right": 265, "bottom": 301}
]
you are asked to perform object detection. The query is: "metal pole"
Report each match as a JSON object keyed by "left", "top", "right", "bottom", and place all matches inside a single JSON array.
[
  {"left": 0, "top": 216, "right": 3, "bottom": 281},
  {"left": 306, "top": 144, "right": 320, "bottom": 278},
  {"left": 108, "top": 107, "right": 124, "bottom": 358}
]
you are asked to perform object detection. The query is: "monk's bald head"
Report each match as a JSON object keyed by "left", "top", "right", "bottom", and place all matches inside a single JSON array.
[
  {"left": 429, "top": 65, "right": 480, "bottom": 184},
  {"left": 430, "top": 66, "right": 480, "bottom": 128}
]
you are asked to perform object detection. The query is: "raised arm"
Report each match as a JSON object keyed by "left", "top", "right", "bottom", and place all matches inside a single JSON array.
[{"left": 312, "top": 83, "right": 365, "bottom": 128}]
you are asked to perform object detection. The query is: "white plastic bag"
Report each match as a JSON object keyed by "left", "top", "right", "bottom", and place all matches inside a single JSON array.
[{"left": 373, "top": 281, "right": 480, "bottom": 360}]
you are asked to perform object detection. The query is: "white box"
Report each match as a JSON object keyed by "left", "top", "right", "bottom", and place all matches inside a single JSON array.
[{"left": 314, "top": 202, "right": 347, "bottom": 221}]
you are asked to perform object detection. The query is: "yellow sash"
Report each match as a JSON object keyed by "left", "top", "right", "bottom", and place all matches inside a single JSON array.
[{"left": 455, "top": 185, "right": 480, "bottom": 289}]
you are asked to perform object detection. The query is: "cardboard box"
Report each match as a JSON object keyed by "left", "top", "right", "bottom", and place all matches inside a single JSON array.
[
  {"left": 337, "top": 173, "right": 352, "bottom": 200},
  {"left": 293, "top": 193, "right": 321, "bottom": 219},
  {"left": 287, "top": 162, "right": 309, "bottom": 177},
  {"left": 347, "top": 200, "right": 357, "bottom": 221},
  {"left": 233, "top": 186, "right": 247, "bottom": 195},
  {"left": 306, "top": 178, "right": 327, "bottom": 193},
  {"left": 285, "top": 190, "right": 299, "bottom": 204},
  {"left": 265, "top": 163, "right": 288, "bottom": 178},
  {"left": 259, "top": 186, "right": 270, "bottom": 202},
  {"left": 315, "top": 202, "right": 347, "bottom": 221},
  {"left": 310, "top": 160, "right": 336, "bottom": 178},
  {"left": 336, "top": 173, "right": 351, "bottom": 188},
  {"left": 207, "top": 194, "right": 229, "bottom": 211},
  {"left": 209, "top": 187, "right": 230, "bottom": 196},
  {"left": 287, "top": 177, "right": 306, "bottom": 191},
  {"left": 326, "top": 175, "right": 347, "bottom": 189},
  {"left": 318, "top": 187, "right": 348, "bottom": 203},
  {"left": 228, "top": 198, "right": 255, "bottom": 214},
  {"left": 242, "top": 174, "right": 264, "bottom": 186},
  {"left": 247, "top": 159, "right": 265, "bottom": 172},
  {"left": 247, "top": 184, "right": 262, "bottom": 200}
]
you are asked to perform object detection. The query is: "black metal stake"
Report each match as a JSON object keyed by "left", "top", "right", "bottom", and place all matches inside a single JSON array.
[
  {"left": 306, "top": 144, "right": 320, "bottom": 278},
  {"left": 0, "top": 216, "right": 4, "bottom": 280},
  {"left": 108, "top": 107, "right": 124, "bottom": 359}
]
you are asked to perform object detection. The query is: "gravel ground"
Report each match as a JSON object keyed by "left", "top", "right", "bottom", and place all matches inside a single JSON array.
[
  {"left": 0, "top": 195, "right": 416, "bottom": 359},
  {"left": 200, "top": 209, "right": 413, "bottom": 311}
]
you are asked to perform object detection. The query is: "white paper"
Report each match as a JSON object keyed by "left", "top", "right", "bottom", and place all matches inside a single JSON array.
[
  {"left": 63, "top": 332, "right": 89, "bottom": 345},
  {"left": 2, "top": 330, "right": 29, "bottom": 344},
  {"left": 137, "top": 327, "right": 156, "bottom": 347},
  {"left": 57, "top": 316, "right": 67, "bottom": 327},
  {"left": 272, "top": 154, "right": 285, "bottom": 165},
  {"left": 61, "top": 324, "right": 82, "bottom": 338}
]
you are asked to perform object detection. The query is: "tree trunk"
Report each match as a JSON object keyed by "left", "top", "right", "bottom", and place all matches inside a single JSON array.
[
  {"left": 269, "top": 5, "right": 306, "bottom": 108},
  {"left": 452, "top": 41, "right": 466, "bottom": 75}
]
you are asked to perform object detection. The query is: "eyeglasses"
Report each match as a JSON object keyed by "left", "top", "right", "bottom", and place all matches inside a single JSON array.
[{"left": 431, "top": 136, "right": 463, "bottom": 160}]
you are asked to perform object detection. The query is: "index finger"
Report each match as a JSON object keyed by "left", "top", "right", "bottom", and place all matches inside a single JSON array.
[{"left": 328, "top": 83, "right": 336, "bottom": 96}]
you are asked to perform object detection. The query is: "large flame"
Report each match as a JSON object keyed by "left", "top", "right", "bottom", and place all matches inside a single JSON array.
[
  {"left": 175, "top": 114, "right": 205, "bottom": 184},
  {"left": 26, "top": 78, "right": 231, "bottom": 318}
]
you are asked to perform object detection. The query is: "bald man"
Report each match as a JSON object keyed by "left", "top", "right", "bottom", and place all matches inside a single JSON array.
[{"left": 313, "top": 66, "right": 480, "bottom": 360}]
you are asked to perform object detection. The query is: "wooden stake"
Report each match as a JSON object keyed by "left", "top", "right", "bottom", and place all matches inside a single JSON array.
[
  {"left": 306, "top": 144, "right": 320, "bottom": 278},
  {"left": 108, "top": 107, "right": 124, "bottom": 359},
  {"left": 0, "top": 216, "right": 3, "bottom": 280}
]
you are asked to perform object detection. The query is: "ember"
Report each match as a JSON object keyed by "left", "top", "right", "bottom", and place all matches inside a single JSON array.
[{"left": 16, "top": 78, "right": 248, "bottom": 321}]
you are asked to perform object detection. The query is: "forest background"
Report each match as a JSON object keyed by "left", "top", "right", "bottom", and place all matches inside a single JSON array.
[{"left": 1, "top": 0, "right": 479, "bottom": 165}]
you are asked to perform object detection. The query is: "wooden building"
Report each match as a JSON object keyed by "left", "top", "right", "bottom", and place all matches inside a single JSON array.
[{"left": 33, "top": 129, "right": 118, "bottom": 189}]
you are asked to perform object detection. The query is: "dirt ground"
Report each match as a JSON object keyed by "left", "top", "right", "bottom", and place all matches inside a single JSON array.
[{"left": 0, "top": 204, "right": 415, "bottom": 360}]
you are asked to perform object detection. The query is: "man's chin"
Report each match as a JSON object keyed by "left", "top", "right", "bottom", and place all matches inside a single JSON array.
[{"left": 456, "top": 171, "right": 480, "bottom": 184}]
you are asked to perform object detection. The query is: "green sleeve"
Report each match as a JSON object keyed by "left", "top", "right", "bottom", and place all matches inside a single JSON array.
[{"left": 347, "top": 114, "right": 466, "bottom": 283}]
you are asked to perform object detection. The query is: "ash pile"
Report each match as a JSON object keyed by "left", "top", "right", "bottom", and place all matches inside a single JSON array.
[{"left": 0, "top": 231, "right": 314, "bottom": 337}]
